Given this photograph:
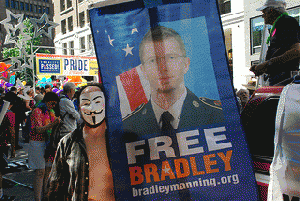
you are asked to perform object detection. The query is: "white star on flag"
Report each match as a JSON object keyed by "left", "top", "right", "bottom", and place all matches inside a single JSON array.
[
  {"left": 122, "top": 44, "right": 134, "bottom": 57},
  {"left": 131, "top": 28, "right": 138, "bottom": 34},
  {"left": 108, "top": 35, "right": 115, "bottom": 46},
  {"left": 162, "top": 165, "right": 170, "bottom": 174}
]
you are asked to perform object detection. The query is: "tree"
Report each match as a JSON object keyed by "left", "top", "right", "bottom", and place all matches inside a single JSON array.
[{"left": 1, "top": 18, "right": 50, "bottom": 86}]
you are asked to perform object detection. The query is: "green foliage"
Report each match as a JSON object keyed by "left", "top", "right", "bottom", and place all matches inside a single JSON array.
[{"left": 1, "top": 18, "right": 50, "bottom": 86}]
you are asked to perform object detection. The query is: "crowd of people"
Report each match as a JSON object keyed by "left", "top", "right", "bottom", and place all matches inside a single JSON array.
[
  {"left": 0, "top": 82, "right": 100, "bottom": 201},
  {"left": 0, "top": 0, "right": 300, "bottom": 200}
]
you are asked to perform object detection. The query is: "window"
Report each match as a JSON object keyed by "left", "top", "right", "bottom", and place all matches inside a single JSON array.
[
  {"left": 15, "top": 1, "right": 19, "bottom": 9},
  {"left": 25, "top": 3, "right": 29, "bottom": 11},
  {"left": 33, "top": 5, "right": 37, "bottom": 13},
  {"left": 45, "top": 7, "right": 49, "bottom": 14},
  {"left": 60, "top": 0, "right": 65, "bottom": 12},
  {"left": 61, "top": 19, "right": 66, "bottom": 34},
  {"left": 288, "top": 7, "right": 300, "bottom": 25},
  {"left": 30, "top": 4, "right": 32, "bottom": 12},
  {"left": 10, "top": 0, "right": 14, "bottom": 9},
  {"left": 80, "top": 36, "right": 85, "bottom": 53},
  {"left": 63, "top": 43, "right": 67, "bottom": 55},
  {"left": 38, "top": 6, "right": 42, "bottom": 13},
  {"left": 20, "top": 1, "right": 24, "bottom": 10},
  {"left": 69, "top": 41, "right": 74, "bottom": 55},
  {"left": 68, "top": 16, "right": 73, "bottom": 32},
  {"left": 6, "top": 0, "right": 10, "bottom": 7},
  {"left": 251, "top": 16, "right": 264, "bottom": 55},
  {"left": 218, "top": 0, "right": 231, "bottom": 15},
  {"left": 67, "top": 0, "right": 72, "bottom": 9},
  {"left": 78, "top": 0, "right": 83, "bottom": 3},
  {"left": 79, "top": 11, "right": 85, "bottom": 28}
]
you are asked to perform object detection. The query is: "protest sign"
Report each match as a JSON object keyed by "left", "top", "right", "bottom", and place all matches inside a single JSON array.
[{"left": 89, "top": 0, "right": 259, "bottom": 200}]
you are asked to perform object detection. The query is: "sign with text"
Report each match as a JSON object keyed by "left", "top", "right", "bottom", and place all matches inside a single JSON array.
[
  {"left": 90, "top": 0, "right": 259, "bottom": 200},
  {"left": 36, "top": 54, "right": 98, "bottom": 76}
]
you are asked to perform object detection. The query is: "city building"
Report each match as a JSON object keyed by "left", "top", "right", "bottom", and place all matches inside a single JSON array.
[
  {"left": 53, "top": 0, "right": 101, "bottom": 57},
  {"left": 220, "top": 0, "right": 300, "bottom": 89},
  {"left": 0, "top": 0, "right": 55, "bottom": 59}
]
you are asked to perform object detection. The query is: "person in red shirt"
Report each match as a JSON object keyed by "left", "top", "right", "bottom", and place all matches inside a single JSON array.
[{"left": 28, "top": 92, "right": 60, "bottom": 201}]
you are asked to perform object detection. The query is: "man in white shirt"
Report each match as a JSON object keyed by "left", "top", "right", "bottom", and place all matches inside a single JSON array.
[{"left": 59, "top": 82, "right": 81, "bottom": 137}]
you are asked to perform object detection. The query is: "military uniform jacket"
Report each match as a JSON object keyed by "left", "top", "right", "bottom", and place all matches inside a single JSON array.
[{"left": 122, "top": 88, "right": 224, "bottom": 138}]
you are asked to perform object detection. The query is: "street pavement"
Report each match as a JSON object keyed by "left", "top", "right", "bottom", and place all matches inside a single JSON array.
[{"left": 2, "top": 130, "right": 34, "bottom": 201}]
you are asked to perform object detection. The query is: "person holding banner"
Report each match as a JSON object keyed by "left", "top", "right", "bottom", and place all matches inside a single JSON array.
[
  {"left": 47, "top": 83, "right": 115, "bottom": 201},
  {"left": 250, "top": 0, "right": 300, "bottom": 86},
  {"left": 123, "top": 26, "right": 224, "bottom": 137}
]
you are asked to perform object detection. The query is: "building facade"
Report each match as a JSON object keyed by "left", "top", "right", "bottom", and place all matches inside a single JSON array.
[
  {"left": 221, "top": 0, "right": 300, "bottom": 89},
  {"left": 53, "top": 0, "right": 101, "bottom": 57},
  {"left": 0, "top": 0, "right": 55, "bottom": 59}
]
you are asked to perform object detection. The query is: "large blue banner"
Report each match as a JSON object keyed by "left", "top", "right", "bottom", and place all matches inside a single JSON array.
[{"left": 89, "top": 0, "right": 259, "bottom": 200}]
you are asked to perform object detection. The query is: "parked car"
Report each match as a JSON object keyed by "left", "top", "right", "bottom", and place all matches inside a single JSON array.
[{"left": 241, "top": 85, "right": 284, "bottom": 201}]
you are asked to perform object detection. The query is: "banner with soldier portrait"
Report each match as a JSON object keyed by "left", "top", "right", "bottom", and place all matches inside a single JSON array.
[{"left": 89, "top": 0, "right": 259, "bottom": 200}]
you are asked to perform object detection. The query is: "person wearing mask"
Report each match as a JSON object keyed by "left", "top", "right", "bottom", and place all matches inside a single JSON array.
[
  {"left": 250, "top": 0, "right": 300, "bottom": 86},
  {"left": 47, "top": 83, "right": 115, "bottom": 201}
]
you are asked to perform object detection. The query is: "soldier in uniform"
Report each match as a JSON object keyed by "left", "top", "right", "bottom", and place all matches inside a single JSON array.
[{"left": 122, "top": 26, "right": 224, "bottom": 138}]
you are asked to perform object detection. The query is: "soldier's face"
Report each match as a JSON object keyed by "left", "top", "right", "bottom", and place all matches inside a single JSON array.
[
  {"left": 141, "top": 38, "right": 190, "bottom": 94},
  {"left": 80, "top": 86, "right": 105, "bottom": 127}
]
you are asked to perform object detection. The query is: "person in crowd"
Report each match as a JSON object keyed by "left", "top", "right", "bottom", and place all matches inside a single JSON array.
[
  {"left": 47, "top": 83, "right": 115, "bottom": 201},
  {"left": 236, "top": 88, "right": 250, "bottom": 112},
  {"left": 56, "top": 82, "right": 61, "bottom": 90},
  {"left": 73, "top": 90, "right": 80, "bottom": 112},
  {"left": 6, "top": 87, "right": 24, "bottom": 150},
  {"left": 34, "top": 87, "right": 44, "bottom": 105},
  {"left": 59, "top": 82, "right": 80, "bottom": 138},
  {"left": 17, "top": 88, "right": 24, "bottom": 96},
  {"left": 28, "top": 92, "right": 60, "bottom": 201},
  {"left": 2, "top": 94, "right": 17, "bottom": 158},
  {"left": 24, "top": 88, "right": 35, "bottom": 111},
  {"left": 0, "top": 95, "right": 16, "bottom": 200},
  {"left": 40, "top": 87, "right": 46, "bottom": 96},
  {"left": 250, "top": 0, "right": 300, "bottom": 86},
  {"left": 44, "top": 85, "right": 52, "bottom": 93}
]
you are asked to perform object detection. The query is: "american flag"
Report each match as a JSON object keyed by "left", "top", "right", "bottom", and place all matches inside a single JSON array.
[{"left": 116, "top": 64, "right": 150, "bottom": 118}]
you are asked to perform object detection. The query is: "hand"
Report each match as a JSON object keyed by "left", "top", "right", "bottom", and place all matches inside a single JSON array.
[
  {"left": 250, "top": 62, "right": 267, "bottom": 76},
  {"left": 250, "top": 64, "right": 257, "bottom": 74}
]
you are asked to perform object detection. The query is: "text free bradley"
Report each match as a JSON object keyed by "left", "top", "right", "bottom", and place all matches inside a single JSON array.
[{"left": 126, "top": 126, "right": 235, "bottom": 185}]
